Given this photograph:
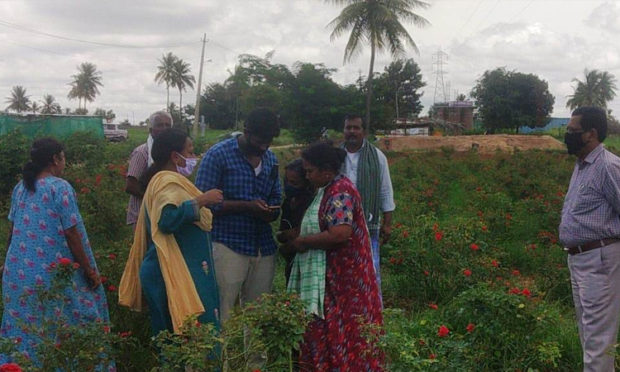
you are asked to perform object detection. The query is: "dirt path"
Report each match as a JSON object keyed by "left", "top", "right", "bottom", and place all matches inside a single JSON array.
[{"left": 376, "top": 135, "right": 565, "bottom": 154}]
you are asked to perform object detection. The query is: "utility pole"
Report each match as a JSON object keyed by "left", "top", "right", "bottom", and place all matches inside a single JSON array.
[{"left": 193, "top": 33, "right": 207, "bottom": 138}]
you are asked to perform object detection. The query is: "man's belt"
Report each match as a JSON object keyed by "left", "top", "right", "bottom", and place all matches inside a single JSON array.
[{"left": 564, "top": 238, "right": 620, "bottom": 255}]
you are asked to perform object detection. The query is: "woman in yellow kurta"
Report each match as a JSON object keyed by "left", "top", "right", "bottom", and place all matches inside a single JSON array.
[{"left": 119, "top": 128, "right": 223, "bottom": 334}]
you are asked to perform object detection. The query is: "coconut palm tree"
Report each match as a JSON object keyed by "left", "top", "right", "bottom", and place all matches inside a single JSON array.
[
  {"left": 327, "top": 0, "right": 430, "bottom": 132},
  {"left": 40, "top": 94, "right": 62, "bottom": 114},
  {"left": 31, "top": 102, "right": 39, "bottom": 114},
  {"left": 566, "top": 69, "right": 617, "bottom": 110},
  {"left": 155, "top": 52, "right": 178, "bottom": 111},
  {"left": 68, "top": 62, "right": 103, "bottom": 110},
  {"left": 171, "top": 58, "right": 195, "bottom": 121},
  {"left": 5, "top": 86, "right": 31, "bottom": 113}
]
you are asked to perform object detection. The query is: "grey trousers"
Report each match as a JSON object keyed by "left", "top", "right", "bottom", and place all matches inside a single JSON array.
[
  {"left": 212, "top": 242, "right": 275, "bottom": 323},
  {"left": 568, "top": 241, "right": 620, "bottom": 372}
]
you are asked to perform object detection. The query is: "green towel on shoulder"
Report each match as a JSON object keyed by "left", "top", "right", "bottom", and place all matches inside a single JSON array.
[{"left": 287, "top": 187, "right": 326, "bottom": 318}]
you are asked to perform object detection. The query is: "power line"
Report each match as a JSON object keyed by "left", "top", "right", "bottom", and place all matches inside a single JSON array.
[
  {"left": 454, "top": 0, "right": 485, "bottom": 40},
  {"left": 507, "top": 0, "right": 535, "bottom": 24},
  {"left": 2, "top": 39, "right": 65, "bottom": 55},
  {"left": 0, "top": 18, "right": 199, "bottom": 49}
]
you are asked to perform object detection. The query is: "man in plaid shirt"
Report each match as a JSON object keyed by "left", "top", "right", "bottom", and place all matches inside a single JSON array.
[{"left": 195, "top": 108, "right": 282, "bottom": 321}]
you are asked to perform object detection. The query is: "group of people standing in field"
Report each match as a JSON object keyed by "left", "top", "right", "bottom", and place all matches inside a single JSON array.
[
  {"left": 118, "top": 108, "right": 395, "bottom": 371},
  {"left": 4, "top": 104, "right": 618, "bottom": 372},
  {"left": 0, "top": 106, "right": 395, "bottom": 371}
]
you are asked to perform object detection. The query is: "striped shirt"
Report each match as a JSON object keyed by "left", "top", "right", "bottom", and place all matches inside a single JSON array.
[
  {"left": 559, "top": 144, "right": 620, "bottom": 247},
  {"left": 126, "top": 143, "right": 148, "bottom": 225},
  {"left": 195, "top": 138, "right": 282, "bottom": 256}
]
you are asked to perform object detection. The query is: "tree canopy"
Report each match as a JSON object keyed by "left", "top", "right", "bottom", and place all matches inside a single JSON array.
[
  {"left": 5, "top": 86, "right": 31, "bottom": 113},
  {"left": 566, "top": 69, "right": 617, "bottom": 111},
  {"left": 326, "top": 0, "right": 429, "bottom": 132},
  {"left": 198, "top": 54, "right": 427, "bottom": 142},
  {"left": 471, "top": 68, "right": 555, "bottom": 133},
  {"left": 67, "top": 62, "right": 103, "bottom": 110}
]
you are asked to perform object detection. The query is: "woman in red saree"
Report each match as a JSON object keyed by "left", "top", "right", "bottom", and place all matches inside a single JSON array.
[{"left": 286, "top": 141, "right": 383, "bottom": 371}]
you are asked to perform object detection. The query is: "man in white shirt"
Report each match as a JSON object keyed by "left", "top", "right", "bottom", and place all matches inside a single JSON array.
[{"left": 341, "top": 114, "right": 395, "bottom": 304}]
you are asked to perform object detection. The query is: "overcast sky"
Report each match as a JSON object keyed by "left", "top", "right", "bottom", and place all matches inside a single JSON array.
[{"left": 0, "top": 0, "right": 618, "bottom": 124}]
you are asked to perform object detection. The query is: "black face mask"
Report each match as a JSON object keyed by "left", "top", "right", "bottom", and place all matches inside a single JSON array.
[{"left": 564, "top": 132, "right": 586, "bottom": 155}]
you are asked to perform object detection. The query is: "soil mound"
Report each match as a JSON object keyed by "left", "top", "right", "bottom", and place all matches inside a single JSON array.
[{"left": 376, "top": 135, "right": 565, "bottom": 153}]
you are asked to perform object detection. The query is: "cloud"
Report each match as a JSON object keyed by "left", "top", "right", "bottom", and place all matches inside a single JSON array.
[
  {"left": 0, "top": 0, "right": 618, "bottom": 123},
  {"left": 585, "top": 1, "right": 620, "bottom": 34}
]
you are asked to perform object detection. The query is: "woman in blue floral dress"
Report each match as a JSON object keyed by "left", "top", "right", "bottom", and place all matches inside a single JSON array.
[{"left": 0, "top": 138, "right": 111, "bottom": 367}]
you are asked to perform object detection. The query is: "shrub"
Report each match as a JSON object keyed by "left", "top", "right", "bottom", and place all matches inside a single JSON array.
[{"left": 0, "top": 130, "right": 29, "bottom": 199}]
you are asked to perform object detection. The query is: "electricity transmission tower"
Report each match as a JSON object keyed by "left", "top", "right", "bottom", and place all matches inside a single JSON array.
[{"left": 433, "top": 50, "right": 449, "bottom": 103}]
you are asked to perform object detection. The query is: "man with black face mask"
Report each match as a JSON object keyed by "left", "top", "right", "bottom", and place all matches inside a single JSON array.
[
  {"left": 195, "top": 108, "right": 282, "bottom": 322},
  {"left": 559, "top": 106, "right": 620, "bottom": 372}
]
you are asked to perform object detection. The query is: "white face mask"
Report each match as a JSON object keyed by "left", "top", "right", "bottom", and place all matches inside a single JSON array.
[{"left": 176, "top": 153, "right": 198, "bottom": 177}]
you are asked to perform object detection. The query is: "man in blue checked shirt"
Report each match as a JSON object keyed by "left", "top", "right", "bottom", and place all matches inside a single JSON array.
[
  {"left": 559, "top": 106, "right": 620, "bottom": 372},
  {"left": 195, "top": 108, "right": 282, "bottom": 322}
]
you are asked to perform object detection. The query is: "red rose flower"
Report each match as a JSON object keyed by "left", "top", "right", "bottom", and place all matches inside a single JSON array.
[
  {"left": 95, "top": 174, "right": 102, "bottom": 186},
  {"left": 512, "top": 269, "right": 521, "bottom": 276},
  {"left": 102, "top": 325, "right": 110, "bottom": 334},
  {"left": 423, "top": 270, "right": 430, "bottom": 276},
  {"left": 434, "top": 231, "right": 443, "bottom": 241},
  {"left": 521, "top": 288, "right": 531, "bottom": 297},
  {"left": 437, "top": 325, "right": 450, "bottom": 337},
  {"left": 428, "top": 303, "right": 438, "bottom": 310},
  {"left": 466, "top": 323, "right": 475, "bottom": 333},
  {"left": 463, "top": 269, "right": 472, "bottom": 277},
  {"left": 107, "top": 285, "right": 117, "bottom": 292},
  {"left": 0, "top": 363, "right": 23, "bottom": 372},
  {"left": 470, "top": 243, "right": 479, "bottom": 251},
  {"left": 429, "top": 353, "right": 436, "bottom": 360},
  {"left": 108, "top": 253, "right": 117, "bottom": 260},
  {"left": 402, "top": 230, "right": 410, "bottom": 238},
  {"left": 509, "top": 287, "right": 521, "bottom": 295},
  {"left": 58, "top": 257, "right": 72, "bottom": 266},
  {"left": 491, "top": 260, "right": 499, "bottom": 267},
  {"left": 481, "top": 225, "right": 488, "bottom": 232},
  {"left": 72, "top": 262, "right": 80, "bottom": 269}
]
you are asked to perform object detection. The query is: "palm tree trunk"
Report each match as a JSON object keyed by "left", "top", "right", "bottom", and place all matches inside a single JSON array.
[
  {"left": 166, "top": 84, "right": 170, "bottom": 111},
  {"left": 365, "top": 37, "right": 376, "bottom": 133},
  {"left": 179, "top": 89, "right": 183, "bottom": 124}
]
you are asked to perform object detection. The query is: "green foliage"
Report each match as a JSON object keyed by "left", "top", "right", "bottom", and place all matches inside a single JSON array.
[
  {"left": 152, "top": 293, "right": 309, "bottom": 372},
  {"left": 378, "top": 285, "right": 579, "bottom": 371},
  {"left": 373, "top": 58, "right": 426, "bottom": 123},
  {"left": 566, "top": 69, "right": 617, "bottom": 110},
  {"left": 224, "top": 292, "right": 311, "bottom": 371},
  {"left": 63, "top": 131, "right": 106, "bottom": 167},
  {"left": 152, "top": 316, "right": 222, "bottom": 372},
  {"left": 200, "top": 52, "right": 427, "bottom": 140},
  {"left": 471, "top": 67, "right": 555, "bottom": 133},
  {"left": 0, "top": 130, "right": 29, "bottom": 198}
]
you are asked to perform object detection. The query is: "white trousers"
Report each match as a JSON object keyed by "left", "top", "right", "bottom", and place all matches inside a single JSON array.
[
  {"left": 568, "top": 241, "right": 620, "bottom": 372},
  {"left": 212, "top": 242, "right": 275, "bottom": 323}
]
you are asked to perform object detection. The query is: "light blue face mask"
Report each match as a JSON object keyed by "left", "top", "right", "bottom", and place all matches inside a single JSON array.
[{"left": 176, "top": 153, "right": 198, "bottom": 177}]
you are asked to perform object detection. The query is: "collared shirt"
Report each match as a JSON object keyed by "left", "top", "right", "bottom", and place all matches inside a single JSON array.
[
  {"left": 195, "top": 138, "right": 281, "bottom": 256},
  {"left": 343, "top": 146, "right": 396, "bottom": 214},
  {"left": 559, "top": 144, "right": 620, "bottom": 247},
  {"left": 126, "top": 143, "right": 148, "bottom": 225}
]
